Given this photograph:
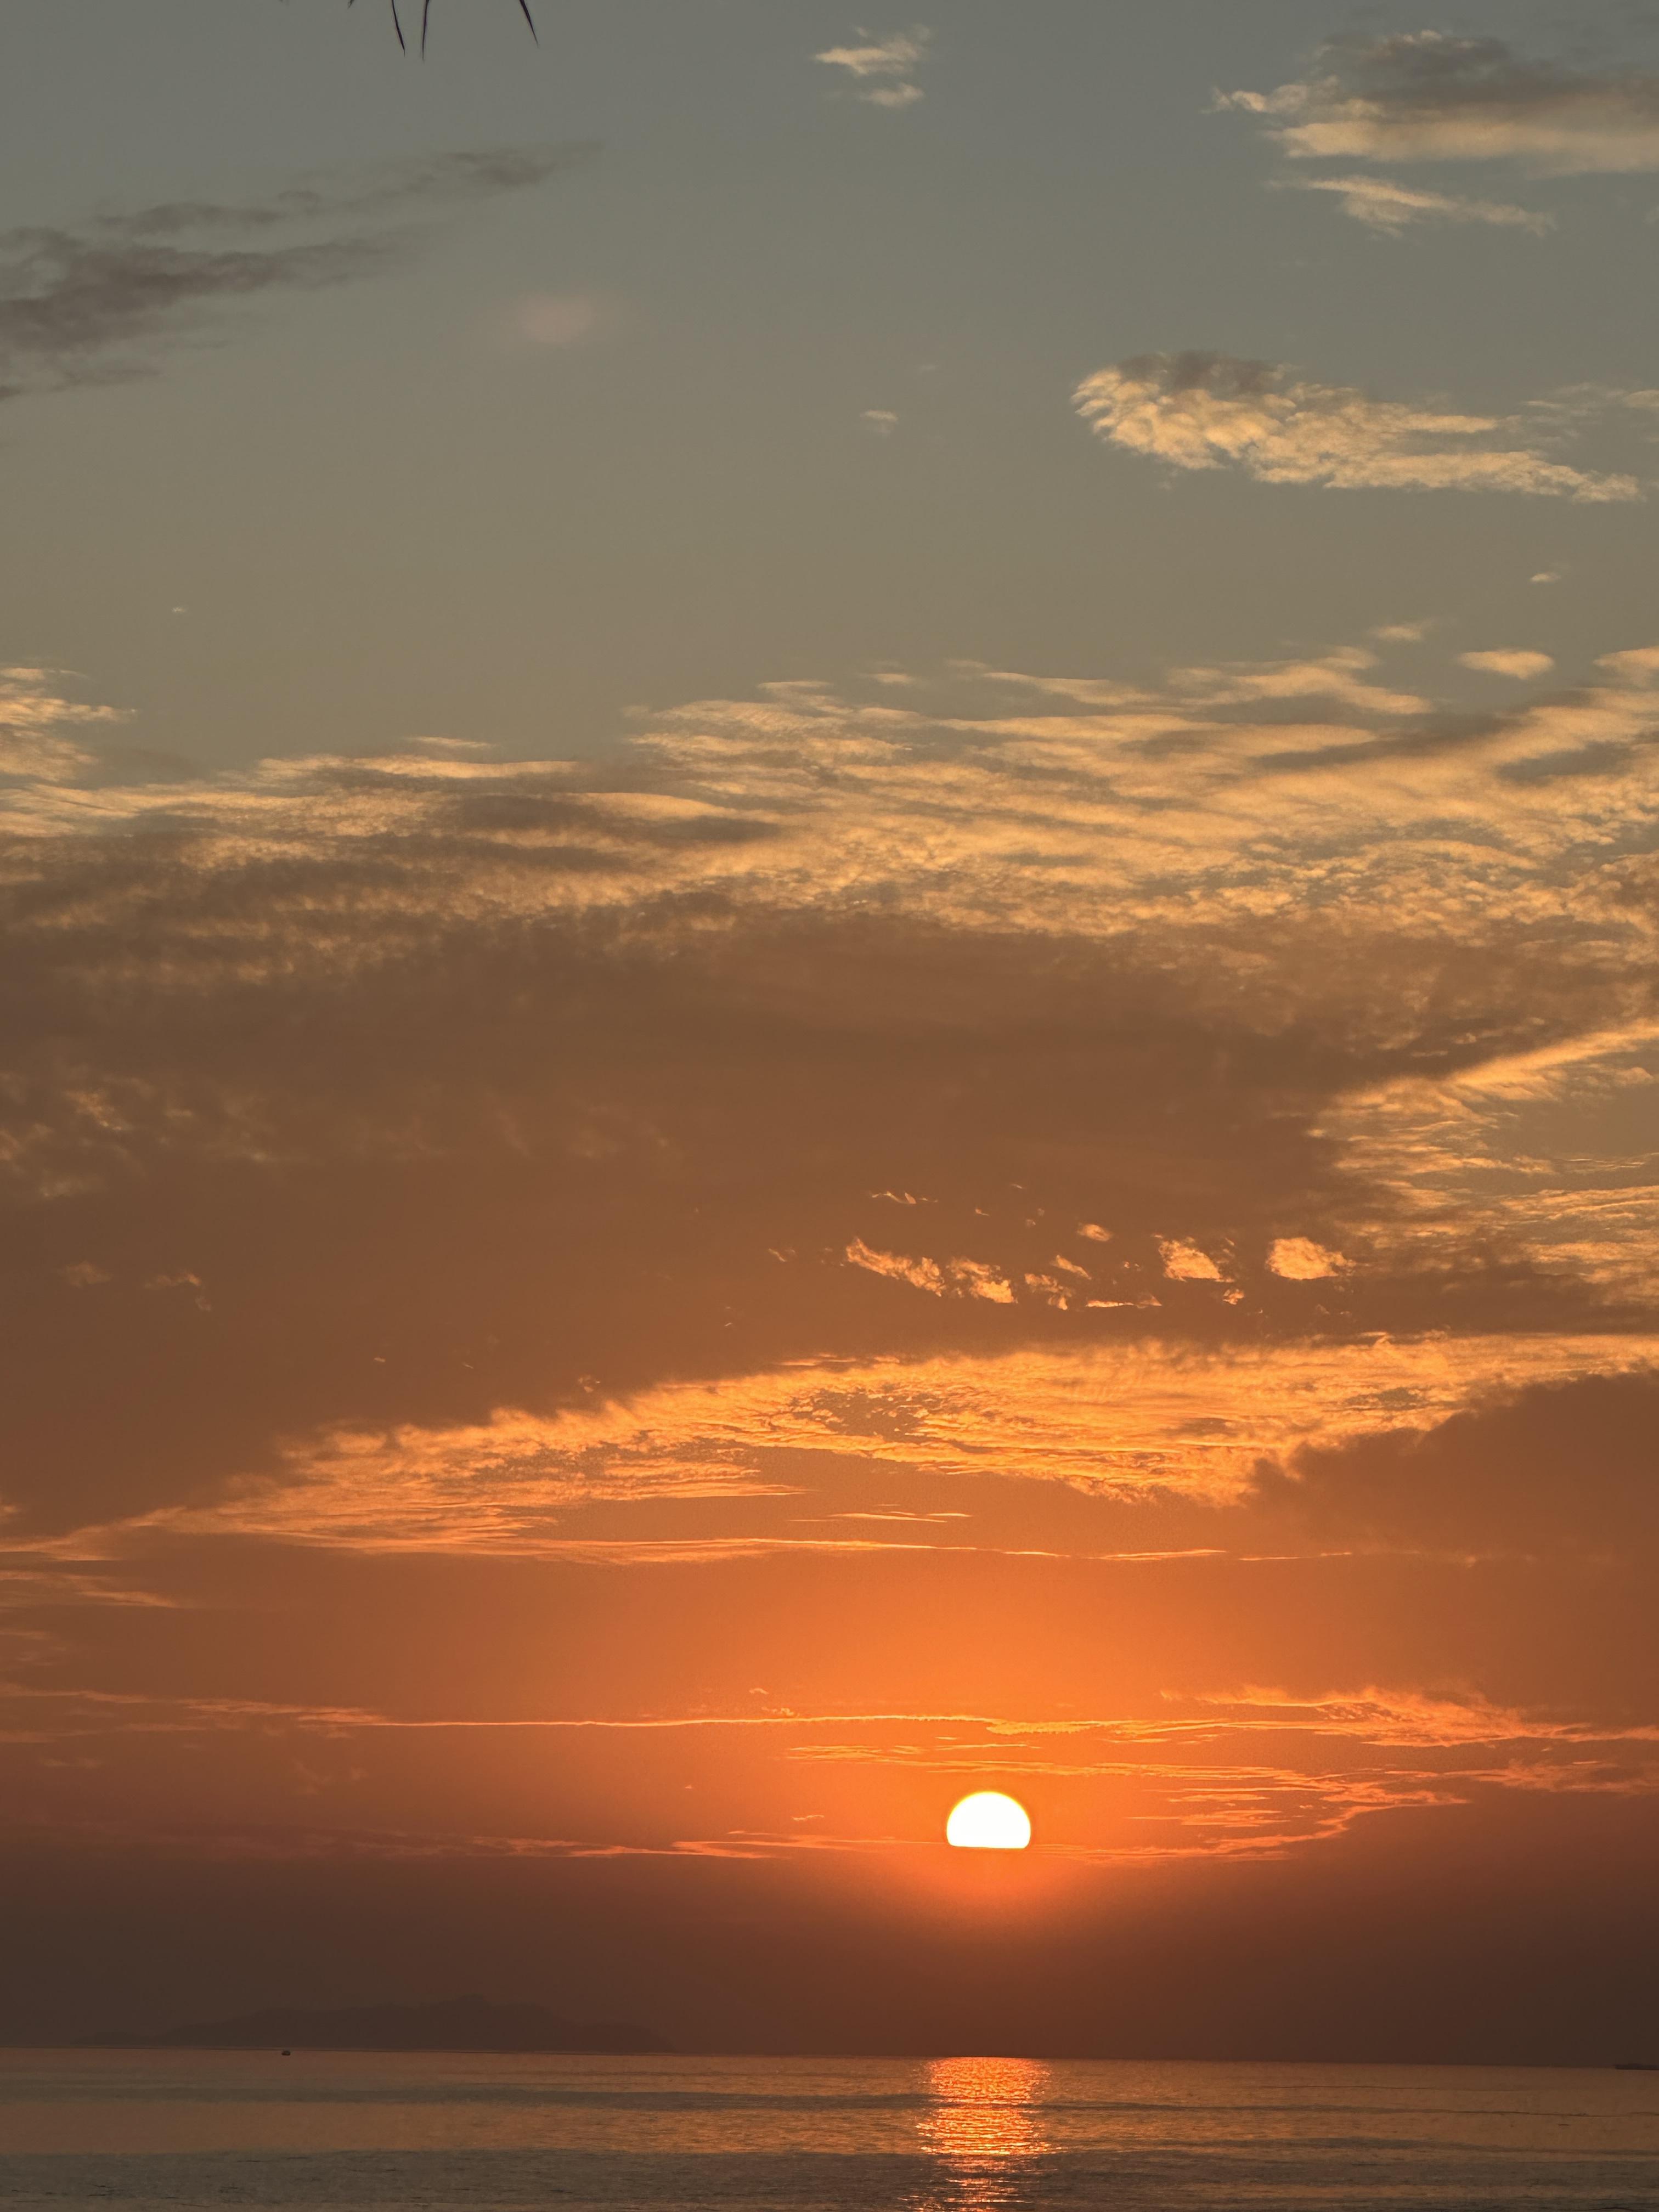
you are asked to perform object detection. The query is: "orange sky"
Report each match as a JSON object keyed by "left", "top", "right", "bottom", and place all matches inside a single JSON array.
[{"left": 3, "top": 2, "right": 1658, "bottom": 2060}]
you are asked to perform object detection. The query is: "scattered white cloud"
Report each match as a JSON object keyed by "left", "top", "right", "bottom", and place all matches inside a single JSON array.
[
  {"left": 1531, "top": 569, "right": 1564, "bottom": 585},
  {"left": 1459, "top": 650, "right": 1555, "bottom": 680},
  {"left": 815, "top": 27, "right": 930, "bottom": 108},
  {"left": 1282, "top": 174, "right": 1553, "bottom": 234},
  {"left": 1221, "top": 33, "right": 1659, "bottom": 174},
  {"left": 861, "top": 408, "right": 899, "bottom": 436},
  {"left": 1073, "top": 353, "right": 1643, "bottom": 501}
]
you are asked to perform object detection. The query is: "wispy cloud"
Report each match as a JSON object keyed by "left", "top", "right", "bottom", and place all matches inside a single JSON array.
[
  {"left": 1222, "top": 32, "right": 1659, "bottom": 174},
  {"left": 1073, "top": 353, "right": 1642, "bottom": 499},
  {"left": 815, "top": 27, "right": 930, "bottom": 109},
  {"left": 113, "top": 1333, "right": 1659, "bottom": 1558},
  {"left": 1459, "top": 649, "right": 1555, "bottom": 679},
  {"left": 1279, "top": 173, "right": 1553, "bottom": 235},
  {"left": 0, "top": 146, "right": 589, "bottom": 404},
  {"left": 0, "top": 667, "right": 128, "bottom": 780}
]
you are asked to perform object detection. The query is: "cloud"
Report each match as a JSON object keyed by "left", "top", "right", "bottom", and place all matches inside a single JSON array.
[
  {"left": 1267, "top": 1238, "right": 1348, "bottom": 1281},
  {"left": 70, "top": 1330, "right": 1659, "bottom": 1558},
  {"left": 10, "top": 1673, "right": 1655, "bottom": 1877},
  {"left": 844, "top": 1239, "right": 1014, "bottom": 1303},
  {"left": 1322, "top": 1023, "right": 1659, "bottom": 1313},
  {"left": 815, "top": 28, "right": 930, "bottom": 108},
  {"left": 1599, "top": 645, "right": 1659, "bottom": 685},
  {"left": 861, "top": 408, "right": 899, "bottom": 435},
  {"left": 1459, "top": 650, "right": 1555, "bottom": 680},
  {"left": 1158, "top": 1240, "right": 1225, "bottom": 1283},
  {"left": 0, "top": 147, "right": 589, "bottom": 404},
  {"left": 0, "top": 627, "right": 1655, "bottom": 1545},
  {"left": 0, "top": 667, "right": 127, "bottom": 780},
  {"left": 1280, "top": 174, "right": 1553, "bottom": 234},
  {"left": 1221, "top": 32, "right": 1659, "bottom": 174},
  {"left": 1260, "top": 1372, "right": 1659, "bottom": 1561},
  {"left": 1073, "top": 353, "right": 1643, "bottom": 499}
]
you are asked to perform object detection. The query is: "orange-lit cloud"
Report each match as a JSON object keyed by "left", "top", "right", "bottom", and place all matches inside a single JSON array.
[
  {"left": 1074, "top": 355, "right": 1641, "bottom": 499},
  {"left": 1279, "top": 174, "right": 1554, "bottom": 234},
  {"left": 1223, "top": 34, "right": 1659, "bottom": 174}
]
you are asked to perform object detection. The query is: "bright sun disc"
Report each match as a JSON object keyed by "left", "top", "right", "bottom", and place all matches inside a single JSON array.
[{"left": 945, "top": 1791, "right": 1032, "bottom": 1849}]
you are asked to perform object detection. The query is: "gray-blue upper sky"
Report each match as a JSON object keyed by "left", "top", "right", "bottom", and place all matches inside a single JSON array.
[{"left": 5, "top": 0, "right": 1658, "bottom": 766}]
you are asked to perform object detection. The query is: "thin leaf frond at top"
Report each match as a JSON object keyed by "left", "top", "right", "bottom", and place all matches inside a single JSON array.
[{"left": 342, "top": 0, "right": 538, "bottom": 53}]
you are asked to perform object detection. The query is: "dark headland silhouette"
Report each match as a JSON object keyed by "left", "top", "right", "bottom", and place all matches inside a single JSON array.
[{"left": 81, "top": 1994, "right": 670, "bottom": 2055}]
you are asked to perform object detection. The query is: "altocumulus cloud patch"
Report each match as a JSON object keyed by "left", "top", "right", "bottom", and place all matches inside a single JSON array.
[
  {"left": 1073, "top": 352, "right": 1642, "bottom": 499},
  {"left": 0, "top": 631, "right": 1655, "bottom": 1547}
]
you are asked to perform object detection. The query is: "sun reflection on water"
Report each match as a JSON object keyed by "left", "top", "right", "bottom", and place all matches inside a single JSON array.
[{"left": 916, "top": 2055, "right": 1051, "bottom": 2209}]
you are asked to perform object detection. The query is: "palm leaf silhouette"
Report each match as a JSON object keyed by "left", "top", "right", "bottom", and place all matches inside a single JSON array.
[{"left": 344, "top": 0, "right": 538, "bottom": 53}]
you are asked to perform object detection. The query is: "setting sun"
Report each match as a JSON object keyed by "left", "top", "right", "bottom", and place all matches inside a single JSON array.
[{"left": 945, "top": 1792, "right": 1032, "bottom": 1850}]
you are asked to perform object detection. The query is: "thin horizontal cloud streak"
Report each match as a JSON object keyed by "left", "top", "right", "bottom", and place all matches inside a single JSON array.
[
  {"left": 7, "top": 1672, "right": 1655, "bottom": 1869},
  {"left": 1280, "top": 174, "right": 1554, "bottom": 234},
  {"left": 1073, "top": 354, "right": 1641, "bottom": 499},
  {"left": 0, "top": 147, "right": 589, "bottom": 403}
]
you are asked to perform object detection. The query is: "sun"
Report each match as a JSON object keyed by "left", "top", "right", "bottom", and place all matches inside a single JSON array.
[{"left": 945, "top": 1791, "right": 1032, "bottom": 1850}]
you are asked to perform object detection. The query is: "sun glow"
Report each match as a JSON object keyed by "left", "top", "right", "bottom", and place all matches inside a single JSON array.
[{"left": 945, "top": 1791, "right": 1032, "bottom": 1849}]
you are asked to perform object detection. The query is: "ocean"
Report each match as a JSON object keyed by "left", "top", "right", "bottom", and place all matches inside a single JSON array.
[{"left": 0, "top": 2049, "right": 1655, "bottom": 2211}]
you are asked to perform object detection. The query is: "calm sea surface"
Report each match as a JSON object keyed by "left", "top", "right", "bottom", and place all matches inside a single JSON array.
[{"left": 1, "top": 2050, "right": 1655, "bottom": 2211}]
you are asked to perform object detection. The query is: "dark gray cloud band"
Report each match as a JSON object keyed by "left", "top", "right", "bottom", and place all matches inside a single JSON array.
[
  {"left": 1223, "top": 31, "right": 1659, "bottom": 174},
  {"left": 0, "top": 146, "right": 590, "bottom": 404}
]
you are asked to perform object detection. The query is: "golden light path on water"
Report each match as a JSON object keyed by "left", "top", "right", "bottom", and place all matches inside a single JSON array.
[{"left": 918, "top": 2057, "right": 1052, "bottom": 2210}]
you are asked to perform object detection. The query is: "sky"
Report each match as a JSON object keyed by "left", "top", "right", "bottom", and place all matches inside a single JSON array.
[{"left": 2, "top": 0, "right": 1658, "bottom": 2061}]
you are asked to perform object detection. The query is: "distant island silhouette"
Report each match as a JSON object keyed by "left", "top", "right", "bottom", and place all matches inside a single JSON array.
[{"left": 81, "top": 1994, "right": 670, "bottom": 2055}]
